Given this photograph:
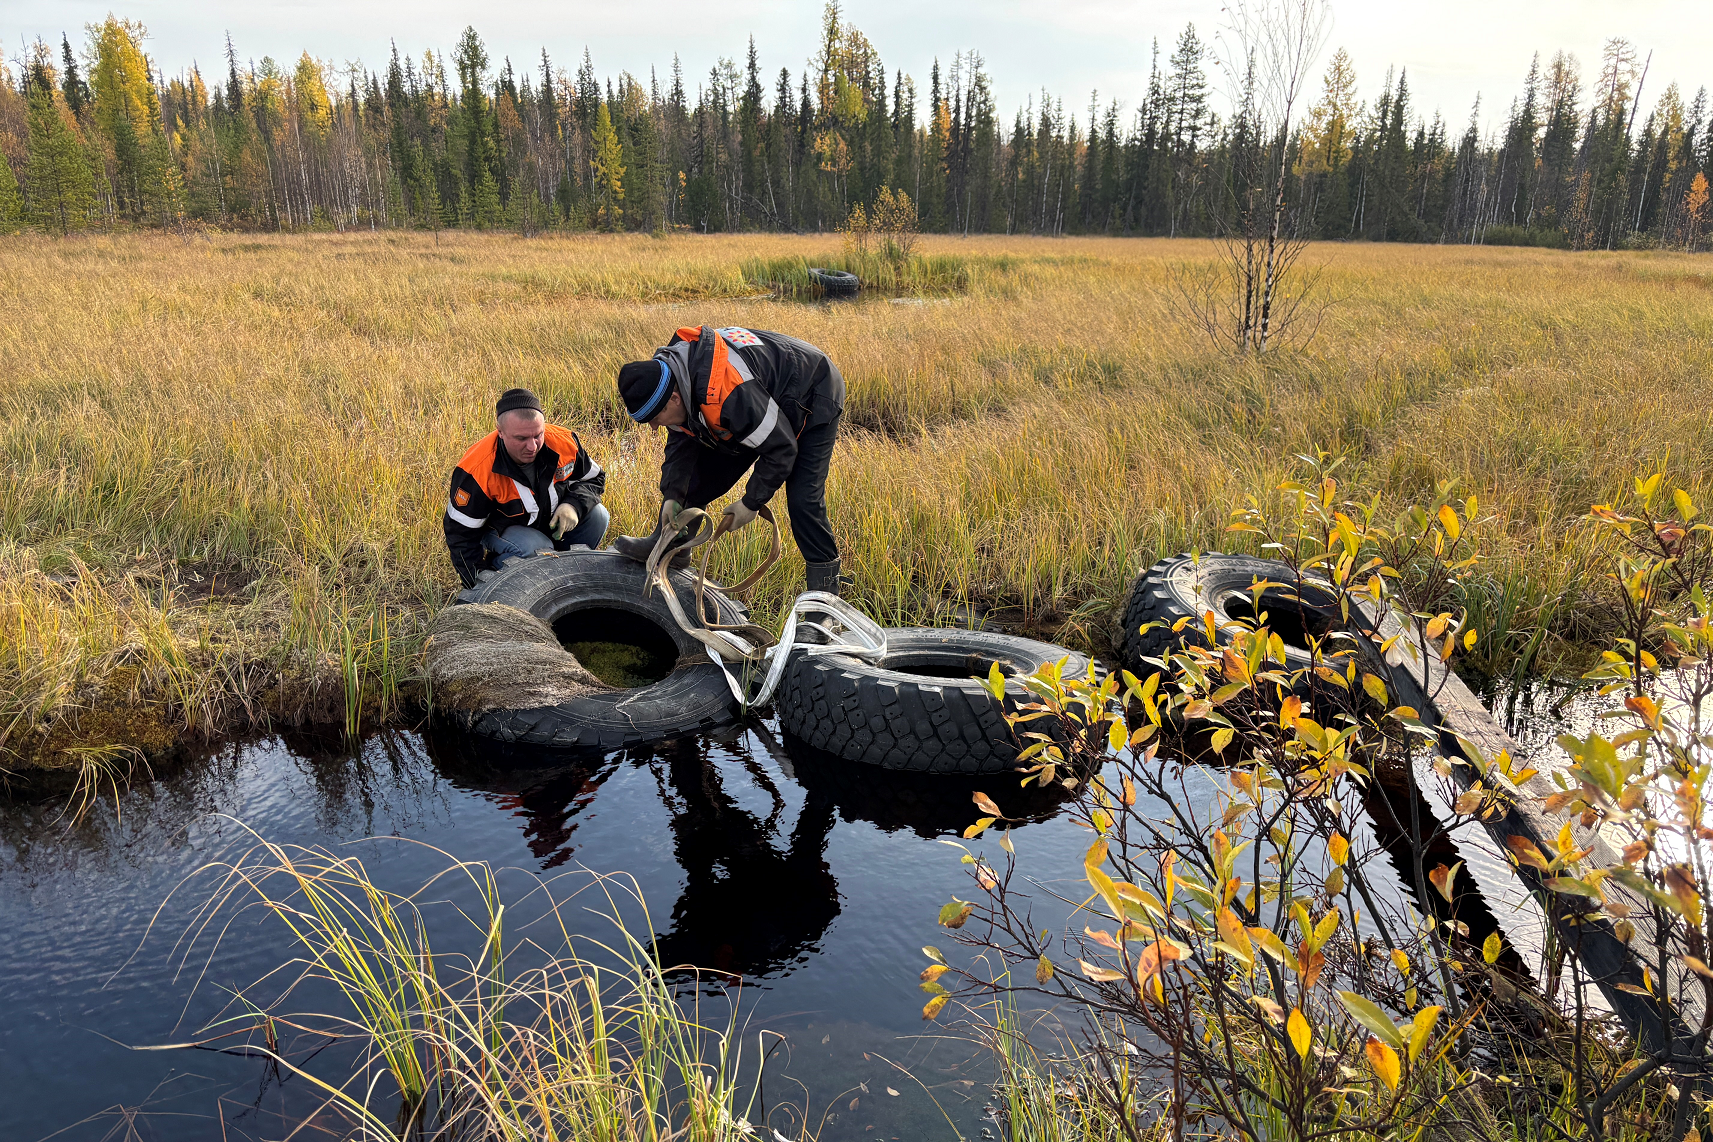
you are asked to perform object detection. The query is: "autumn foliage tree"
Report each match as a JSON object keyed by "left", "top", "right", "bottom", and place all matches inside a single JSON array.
[
  {"left": 924, "top": 459, "right": 1713, "bottom": 1141},
  {"left": 0, "top": 5, "right": 1708, "bottom": 245},
  {"left": 1686, "top": 171, "right": 1710, "bottom": 250}
]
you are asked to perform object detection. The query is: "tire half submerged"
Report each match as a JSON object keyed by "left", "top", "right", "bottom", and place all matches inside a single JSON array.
[
  {"left": 807, "top": 267, "right": 860, "bottom": 295},
  {"left": 451, "top": 550, "right": 747, "bottom": 751},
  {"left": 776, "top": 627, "right": 1091, "bottom": 775}
]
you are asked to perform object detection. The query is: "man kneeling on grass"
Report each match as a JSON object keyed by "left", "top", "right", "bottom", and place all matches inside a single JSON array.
[{"left": 443, "top": 388, "right": 608, "bottom": 587}]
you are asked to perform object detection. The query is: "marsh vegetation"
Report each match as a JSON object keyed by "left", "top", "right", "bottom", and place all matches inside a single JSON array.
[{"left": 3, "top": 231, "right": 1710, "bottom": 773}]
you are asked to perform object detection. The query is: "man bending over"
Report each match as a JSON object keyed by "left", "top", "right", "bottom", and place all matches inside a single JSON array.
[{"left": 613, "top": 325, "right": 845, "bottom": 595}]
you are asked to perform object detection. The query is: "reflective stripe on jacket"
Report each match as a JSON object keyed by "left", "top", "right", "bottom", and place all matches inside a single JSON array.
[
  {"left": 653, "top": 325, "right": 844, "bottom": 510},
  {"left": 442, "top": 424, "right": 605, "bottom": 587}
]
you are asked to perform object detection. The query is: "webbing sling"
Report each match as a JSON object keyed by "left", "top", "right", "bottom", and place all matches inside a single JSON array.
[{"left": 641, "top": 505, "right": 885, "bottom": 708}]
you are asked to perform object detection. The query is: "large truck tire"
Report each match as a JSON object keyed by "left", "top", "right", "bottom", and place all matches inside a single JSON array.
[
  {"left": 808, "top": 267, "right": 860, "bottom": 295},
  {"left": 443, "top": 550, "right": 745, "bottom": 751},
  {"left": 1115, "top": 552, "right": 1343, "bottom": 678},
  {"left": 776, "top": 628, "right": 1091, "bottom": 775}
]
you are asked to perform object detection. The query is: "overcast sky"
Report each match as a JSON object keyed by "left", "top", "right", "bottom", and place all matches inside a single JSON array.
[{"left": 6, "top": 1, "right": 1709, "bottom": 135}]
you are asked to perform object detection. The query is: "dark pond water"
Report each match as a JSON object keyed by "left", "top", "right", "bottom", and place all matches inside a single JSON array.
[
  {"left": 0, "top": 720, "right": 1093, "bottom": 1141},
  {"left": 0, "top": 711, "right": 1447, "bottom": 1142}
]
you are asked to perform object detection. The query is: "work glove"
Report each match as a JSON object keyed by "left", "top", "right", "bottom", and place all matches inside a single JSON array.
[
  {"left": 658, "top": 499, "right": 684, "bottom": 530},
  {"left": 550, "top": 503, "right": 580, "bottom": 540},
  {"left": 722, "top": 500, "right": 759, "bottom": 533},
  {"left": 475, "top": 569, "right": 498, "bottom": 583}
]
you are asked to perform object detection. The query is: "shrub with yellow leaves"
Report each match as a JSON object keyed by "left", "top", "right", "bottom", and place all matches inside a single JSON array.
[{"left": 921, "top": 455, "right": 1710, "bottom": 1141}]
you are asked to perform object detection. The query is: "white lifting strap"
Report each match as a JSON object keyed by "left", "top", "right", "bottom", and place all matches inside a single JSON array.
[{"left": 642, "top": 506, "right": 885, "bottom": 709}]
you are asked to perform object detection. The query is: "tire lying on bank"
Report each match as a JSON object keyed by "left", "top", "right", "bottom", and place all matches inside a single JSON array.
[
  {"left": 807, "top": 267, "right": 860, "bottom": 296},
  {"left": 429, "top": 550, "right": 746, "bottom": 751},
  {"left": 1115, "top": 552, "right": 1344, "bottom": 678},
  {"left": 775, "top": 628, "right": 1091, "bottom": 775}
]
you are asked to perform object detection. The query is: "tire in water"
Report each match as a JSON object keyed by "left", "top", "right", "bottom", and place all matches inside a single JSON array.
[
  {"left": 1115, "top": 552, "right": 1342, "bottom": 678},
  {"left": 776, "top": 628, "right": 1090, "bottom": 775},
  {"left": 452, "top": 550, "right": 746, "bottom": 750},
  {"left": 807, "top": 267, "right": 860, "bottom": 296}
]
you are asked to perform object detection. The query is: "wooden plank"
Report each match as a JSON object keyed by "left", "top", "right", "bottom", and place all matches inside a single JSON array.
[{"left": 1354, "top": 600, "right": 1695, "bottom": 1054}]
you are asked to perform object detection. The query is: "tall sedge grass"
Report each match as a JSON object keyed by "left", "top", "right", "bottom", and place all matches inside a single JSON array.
[
  {"left": 984, "top": 1000, "right": 1165, "bottom": 1142},
  {"left": 2, "top": 231, "right": 1711, "bottom": 765},
  {"left": 170, "top": 834, "right": 781, "bottom": 1141}
]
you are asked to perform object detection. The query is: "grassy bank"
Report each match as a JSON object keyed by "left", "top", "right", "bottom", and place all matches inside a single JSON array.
[{"left": 2, "top": 230, "right": 1710, "bottom": 769}]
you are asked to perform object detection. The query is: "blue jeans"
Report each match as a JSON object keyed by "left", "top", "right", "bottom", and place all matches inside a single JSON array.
[{"left": 481, "top": 503, "right": 610, "bottom": 570}]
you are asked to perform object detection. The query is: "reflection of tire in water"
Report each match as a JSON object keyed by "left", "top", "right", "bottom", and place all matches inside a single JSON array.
[
  {"left": 645, "top": 734, "right": 841, "bottom": 980},
  {"left": 773, "top": 728, "right": 1070, "bottom": 839}
]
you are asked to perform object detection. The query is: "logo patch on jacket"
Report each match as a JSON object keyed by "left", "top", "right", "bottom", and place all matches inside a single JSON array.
[
  {"left": 454, "top": 488, "right": 471, "bottom": 507},
  {"left": 556, "top": 463, "right": 574, "bottom": 480},
  {"left": 718, "top": 326, "right": 762, "bottom": 348}
]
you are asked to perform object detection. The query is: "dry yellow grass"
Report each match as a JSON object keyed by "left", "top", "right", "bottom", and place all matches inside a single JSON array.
[{"left": 2, "top": 230, "right": 1710, "bottom": 767}]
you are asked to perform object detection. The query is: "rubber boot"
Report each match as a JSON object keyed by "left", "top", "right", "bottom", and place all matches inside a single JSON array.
[
  {"left": 804, "top": 558, "right": 843, "bottom": 596},
  {"left": 612, "top": 525, "right": 690, "bottom": 569},
  {"left": 795, "top": 559, "right": 846, "bottom": 646}
]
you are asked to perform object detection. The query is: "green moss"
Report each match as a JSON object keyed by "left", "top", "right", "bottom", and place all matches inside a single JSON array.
[{"left": 565, "top": 640, "right": 671, "bottom": 689}]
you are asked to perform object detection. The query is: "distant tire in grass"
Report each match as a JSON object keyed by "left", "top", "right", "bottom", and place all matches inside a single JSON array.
[
  {"left": 1115, "top": 552, "right": 1343, "bottom": 678},
  {"left": 445, "top": 550, "right": 745, "bottom": 751},
  {"left": 775, "top": 628, "right": 1090, "bottom": 775},
  {"left": 808, "top": 267, "right": 860, "bottom": 295}
]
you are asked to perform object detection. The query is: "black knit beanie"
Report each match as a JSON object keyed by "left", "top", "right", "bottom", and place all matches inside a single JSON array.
[
  {"left": 617, "top": 359, "right": 673, "bottom": 422},
  {"left": 495, "top": 387, "right": 543, "bottom": 419}
]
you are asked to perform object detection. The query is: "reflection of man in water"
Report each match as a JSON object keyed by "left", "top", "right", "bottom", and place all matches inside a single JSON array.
[
  {"left": 422, "top": 725, "right": 621, "bottom": 873},
  {"left": 648, "top": 738, "right": 840, "bottom": 977},
  {"left": 496, "top": 764, "right": 613, "bottom": 871}
]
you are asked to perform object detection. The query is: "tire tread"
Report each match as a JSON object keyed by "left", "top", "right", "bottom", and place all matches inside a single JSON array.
[{"left": 776, "top": 629, "right": 1089, "bottom": 775}]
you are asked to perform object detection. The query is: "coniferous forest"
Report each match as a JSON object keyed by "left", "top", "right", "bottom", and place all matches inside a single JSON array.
[{"left": 0, "top": 3, "right": 1708, "bottom": 250}]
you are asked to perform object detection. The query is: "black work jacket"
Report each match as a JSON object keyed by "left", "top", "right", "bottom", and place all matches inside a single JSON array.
[
  {"left": 442, "top": 425, "right": 605, "bottom": 587},
  {"left": 654, "top": 325, "right": 845, "bottom": 510}
]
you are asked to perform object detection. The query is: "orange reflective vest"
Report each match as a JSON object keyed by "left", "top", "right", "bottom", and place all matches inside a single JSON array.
[{"left": 443, "top": 424, "right": 605, "bottom": 587}]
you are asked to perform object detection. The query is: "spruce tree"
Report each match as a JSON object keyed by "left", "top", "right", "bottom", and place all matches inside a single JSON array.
[
  {"left": 891, "top": 69, "right": 915, "bottom": 197},
  {"left": 0, "top": 7, "right": 1691, "bottom": 246},
  {"left": 415, "top": 148, "right": 445, "bottom": 235},
  {"left": 795, "top": 73, "right": 817, "bottom": 227},
  {"left": 453, "top": 26, "right": 503, "bottom": 225},
  {"left": 470, "top": 167, "right": 502, "bottom": 226},
  {"left": 25, "top": 82, "right": 96, "bottom": 234},
  {"left": 629, "top": 102, "right": 664, "bottom": 232},
  {"left": 920, "top": 61, "right": 947, "bottom": 230},
  {"left": 739, "top": 38, "right": 764, "bottom": 228},
  {"left": 862, "top": 59, "right": 892, "bottom": 206},
  {"left": 768, "top": 68, "right": 794, "bottom": 228},
  {"left": 0, "top": 152, "right": 23, "bottom": 227},
  {"left": 60, "top": 35, "right": 90, "bottom": 117}
]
